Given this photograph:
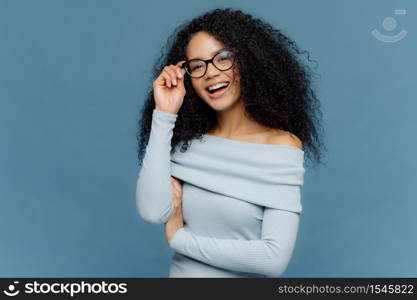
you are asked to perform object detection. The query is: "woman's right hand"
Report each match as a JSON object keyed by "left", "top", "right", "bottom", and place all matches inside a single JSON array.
[
  {"left": 153, "top": 60, "right": 187, "bottom": 115},
  {"left": 165, "top": 176, "right": 184, "bottom": 245}
]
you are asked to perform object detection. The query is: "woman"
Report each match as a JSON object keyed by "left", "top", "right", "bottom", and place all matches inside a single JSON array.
[{"left": 136, "top": 8, "right": 326, "bottom": 277}]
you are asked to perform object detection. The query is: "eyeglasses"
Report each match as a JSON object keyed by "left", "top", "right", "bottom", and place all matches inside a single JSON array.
[{"left": 181, "top": 49, "right": 236, "bottom": 78}]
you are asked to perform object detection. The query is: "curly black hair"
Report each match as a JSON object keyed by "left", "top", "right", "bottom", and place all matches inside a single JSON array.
[{"left": 136, "top": 7, "right": 327, "bottom": 170}]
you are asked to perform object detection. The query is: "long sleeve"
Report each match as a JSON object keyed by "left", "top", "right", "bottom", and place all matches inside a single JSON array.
[
  {"left": 136, "top": 109, "right": 177, "bottom": 224},
  {"left": 168, "top": 207, "right": 300, "bottom": 277}
]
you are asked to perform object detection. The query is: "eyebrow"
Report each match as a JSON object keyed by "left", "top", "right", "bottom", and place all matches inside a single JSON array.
[{"left": 188, "top": 48, "right": 227, "bottom": 60}]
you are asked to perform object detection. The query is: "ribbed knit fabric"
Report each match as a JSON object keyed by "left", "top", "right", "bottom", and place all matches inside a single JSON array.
[{"left": 136, "top": 109, "right": 306, "bottom": 278}]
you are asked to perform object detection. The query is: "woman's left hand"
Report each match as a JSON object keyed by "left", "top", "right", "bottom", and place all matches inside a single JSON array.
[{"left": 165, "top": 176, "right": 184, "bottom": 245}]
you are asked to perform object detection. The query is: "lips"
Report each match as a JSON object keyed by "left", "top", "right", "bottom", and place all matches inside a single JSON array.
[
  {"left": 205, "top": 81, "right": 231, "bottom": 99},
  {"left": 205, "top": 81, "right": 230, "bottom": 93}
]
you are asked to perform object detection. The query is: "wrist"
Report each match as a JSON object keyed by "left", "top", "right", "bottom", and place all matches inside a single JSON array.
[
  {"left": 168, "top": 227, "right": 184, "bottom": 246},
  {"left": 155, "top": 107, "right": 177, "bottom": 115}
]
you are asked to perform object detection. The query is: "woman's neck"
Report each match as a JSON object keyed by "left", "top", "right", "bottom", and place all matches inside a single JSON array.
[{"left": 210, "top": 99, "right": 271, "bottom": 138}]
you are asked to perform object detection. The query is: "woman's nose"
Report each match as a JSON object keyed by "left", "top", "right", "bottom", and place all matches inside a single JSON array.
[{"left": 205, "top": 62, "right": 220, "bottom": 77}]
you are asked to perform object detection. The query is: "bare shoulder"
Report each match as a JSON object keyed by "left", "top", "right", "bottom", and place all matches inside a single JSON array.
[{"left": 267, "top": 129, "right": 303, "bottom": 150}]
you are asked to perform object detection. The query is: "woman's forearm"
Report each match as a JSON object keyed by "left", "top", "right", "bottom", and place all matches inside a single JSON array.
[
  {"left": 169, "top": 207, "right": 300, "bottom": 277},
  {"left": 136, "top": 109, "right": 178, "bottom": 224}
]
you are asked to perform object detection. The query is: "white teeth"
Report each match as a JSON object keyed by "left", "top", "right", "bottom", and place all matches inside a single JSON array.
[{"left": 207, "top": 82, "right": 229, "bottom": 91}]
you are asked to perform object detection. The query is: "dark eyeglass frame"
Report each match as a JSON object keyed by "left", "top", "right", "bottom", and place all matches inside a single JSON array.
[{"left": 181, "top": 49, "right": 237, "bottom": 78}]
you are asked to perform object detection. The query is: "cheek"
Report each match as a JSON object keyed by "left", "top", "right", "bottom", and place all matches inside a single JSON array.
[
  {"left": 191, "top": 80, "right": 205, "bottom": 95},
  {"left": 228, "top": 71, "right": 240, "bottom": 91},
  {"left": 229, "top": 77, "right": 240, "bottom": 95}
]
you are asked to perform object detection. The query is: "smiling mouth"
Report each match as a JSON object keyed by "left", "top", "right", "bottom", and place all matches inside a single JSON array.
[{"left": 205, "top": 82, "right": 230, "bottom": 94}]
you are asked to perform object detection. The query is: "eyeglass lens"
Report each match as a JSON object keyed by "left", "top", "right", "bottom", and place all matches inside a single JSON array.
[{"left": 187, "top": 50, "right": 234, "bottom": 78}]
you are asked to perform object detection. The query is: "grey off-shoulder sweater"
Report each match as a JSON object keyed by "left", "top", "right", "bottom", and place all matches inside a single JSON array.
[{"left": 136, "top": 109, "right": 306, "bottom": 278}]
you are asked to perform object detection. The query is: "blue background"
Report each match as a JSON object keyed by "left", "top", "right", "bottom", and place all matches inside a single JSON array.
[{"left": 1, "top": 0, "right": 416, "bottom": 277}]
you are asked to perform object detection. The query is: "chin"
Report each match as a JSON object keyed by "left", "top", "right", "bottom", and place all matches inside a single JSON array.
[
  {"left": 198, "top": 85, "right": 240, "bottom": 111},
  {"left": 207, "top": 98, "right": 238, "bottom": 111}
]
